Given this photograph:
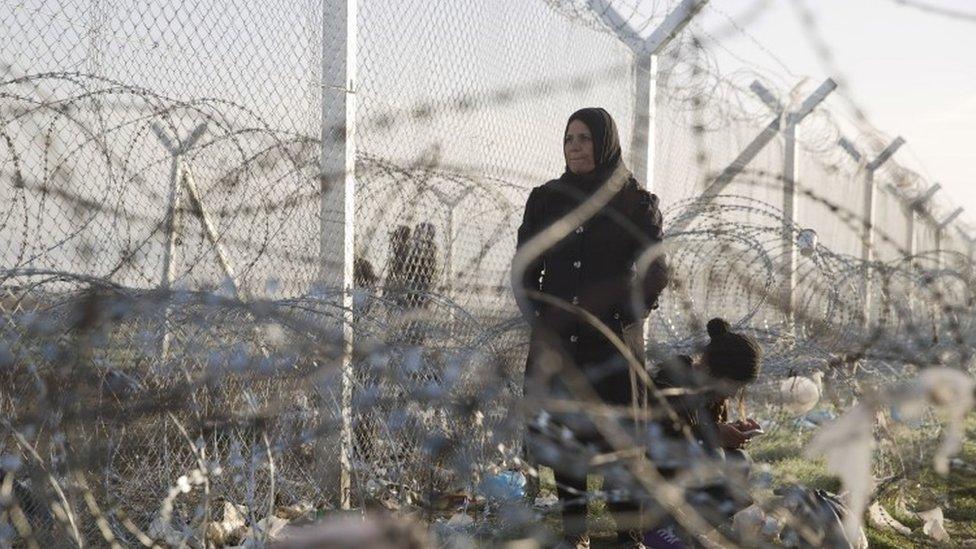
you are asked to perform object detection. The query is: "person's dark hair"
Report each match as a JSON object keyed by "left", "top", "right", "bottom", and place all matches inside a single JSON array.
[{"left": 703, "top": 318, "right": 762, "bottom": 384}]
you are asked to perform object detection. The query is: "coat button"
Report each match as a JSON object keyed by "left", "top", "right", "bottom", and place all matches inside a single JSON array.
[
  {"left": 573, "top": 260, "right": 581, "bottom": 269},
  {"left": 575, "top": 226, "right": 584, "bottom": 234},
  {"left": 571, "top": 296, "right": 579, "bottom": 305},
  {"left": 570, "top": 335, "right": 578, "bottom": 343}
]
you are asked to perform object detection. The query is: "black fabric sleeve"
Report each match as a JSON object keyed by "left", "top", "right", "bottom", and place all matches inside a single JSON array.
[
  {"left": 514, "top": 186, "right": 546, "bottom": 321},
  {"left": 634, "top": 190, "right": 669, "bottom": 315}
]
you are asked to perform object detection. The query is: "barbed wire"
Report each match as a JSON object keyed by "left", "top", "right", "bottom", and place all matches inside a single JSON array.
[
  {"left": 1, "top": 0, "right": 974, "bottom": 547},
  {"left": 886, "top": 0, "right": 976, "bottom": 23}
]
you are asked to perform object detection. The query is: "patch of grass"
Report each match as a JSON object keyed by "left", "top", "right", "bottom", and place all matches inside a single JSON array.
[
  {"left": 749, "top": 425, "right": 812, "bottom": 463},
  {"left": 768, "top": 456, "right": 840, "bottom": 493},
  {"left": 538, "top": 466, "right": 555, "bottom": 496},
  {"left": 748, "top": 423, "right": 838, "bottom": 493},
  {"left": 865, "top": 526, "right": 916, "bottom": 549}
]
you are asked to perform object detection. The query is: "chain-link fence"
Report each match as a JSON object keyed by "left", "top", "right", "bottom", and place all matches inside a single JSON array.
[{"left": 2, "top": 0, "right": 975, "bottom": 546}]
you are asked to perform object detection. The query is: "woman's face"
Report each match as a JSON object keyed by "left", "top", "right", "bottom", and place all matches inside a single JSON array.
[{"left": 564, "top": 119, "right": 596, "bottom": 175}]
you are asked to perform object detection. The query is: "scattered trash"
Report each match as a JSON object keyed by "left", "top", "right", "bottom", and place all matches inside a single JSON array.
[
  {"left": 804, "top": 409, "right": 836, "bottom": 425},
  {"left": 796, "top": 418, "right": 819, "bottom": 430},
  {"left": 917, "top": 507, "right": 949, "bottom": 542},
  {"left": 447, "top": 513, "right": 474, "bottom": 528},
  {"left": 148, "top": 515, "right": 191, "bottom": 546},
  {"left": 732, "top": 504, "right": 764, "bottom": 540},
  {"left": 533, "top": 493, "right": 559, "bottom": 510},
  {"left": 431, "top": 514, "right": 476, "bottom": 549},
  {"left": 271, "top": 512, "right": 429, "bottom": 548},
  {"left": 751, "top": 463, "right": 774, "bottom": 489},
  {"left": 479, "top": 470, "right": 526, "bottom": 502},
  {"left": 806, "top": 367, "right": 975, "bottom": 544},
  {"left": 777, "top": 372, "right": 824, "bottom": 415},
  {"left": 207, "top": 501, "right": 248, "bottom": 546},
  {"left": 772, "top": 485, "right": 867, "bottom": 549},
  {"left": 761, "top": 514, "right": 783, "bottom": 540},
  {"left": 867, "top": 501, "right": 911, "bottom": 536},
  {"left": 254, "top": 515, "right": 290, "bottom": 540},
  {"left": 275, "top": 501, "right": 314, "bottom": 521}
]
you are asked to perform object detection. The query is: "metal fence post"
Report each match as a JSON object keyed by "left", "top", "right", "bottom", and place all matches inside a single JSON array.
[
  {"left": 152, "top": 123, "right": 207, "bottom": 360},
  {"left": 838, "top": 136, "right": 905, "bottom": 328},
  {"left": 936, "top": 207, "right": 965, "bottom": 271},
  {"left": 669, "top": 79, "right": 835, "bottom": 235},
  {"left": 782, "top": 121, "right": 798, "bottom": 333},
  {"left": 321, "top": 0, "right": 357, "bottom": 510},
  {"left": 631, "top": 54, "right": 657, "bottom": 192},
  {"left": 589, "top": 0, "right": 708, "bottom": 346},
  {"left": 742, "top": 79, "right": 836, "bottom": 334},
  {"left": 862, "top": 167, "right": 876, "bottom": 323},
  {"left": 905, "top": 182, "right": 940, "bottom": 311},
  {"left": 957, "top": 227, "right": 976, "bottom": 271}
]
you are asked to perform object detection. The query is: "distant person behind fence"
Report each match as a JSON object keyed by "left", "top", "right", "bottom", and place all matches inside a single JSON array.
[
  {"left": 514, "top": 107, "right": 669, "bottom": 547},
  {"left": 385, "top": 225, "right": 412, "bottom": 304},
  {"left": 403, "top": 222, "right": 437, "bottom": 310},
  {"left": 353, "top": 256, "right": 378, "bottom": 318}
]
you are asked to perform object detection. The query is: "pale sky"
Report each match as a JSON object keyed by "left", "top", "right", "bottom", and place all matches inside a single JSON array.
[{"left": 692, "top": 0, "right": 976, "bottom": 226}]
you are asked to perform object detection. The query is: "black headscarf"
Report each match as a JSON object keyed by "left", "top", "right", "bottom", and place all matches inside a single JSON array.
[{"left": 561, "top": 107, "right": 630, "bottom": 187}]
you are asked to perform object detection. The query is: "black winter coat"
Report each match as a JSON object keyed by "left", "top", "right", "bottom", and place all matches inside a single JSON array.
[{"left": 516, "top": 177, "right": 669, "bottom": 405}]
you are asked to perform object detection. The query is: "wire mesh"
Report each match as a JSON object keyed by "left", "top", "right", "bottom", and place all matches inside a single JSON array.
[{"left": 1, "top": 0, "right": 974, "bottom": 546}]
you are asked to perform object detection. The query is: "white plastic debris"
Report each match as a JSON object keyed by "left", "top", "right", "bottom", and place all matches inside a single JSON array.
[
  {"left": 893, "top": 368, "right": 975, "bottom": 475},
  {"left": 228, "top": 515, "right": 292, "bottom": 548},
  {"left": 207, "top": 501, "right": 248, "bottom": 546},
  {"left": 777, "top": 372, "right": 824, "bottom": 415},
  {"left": 917, "top": 507, "right": 949, "bottom": 542},
  {"left": 867, "top": 501, "right": 911, "bottom": 536},
  {"left": 276, "top": 501, "right": 313, "bottom": 520},
  {"left": 255, "top": 515, "right": 290, "bottom": 539}
]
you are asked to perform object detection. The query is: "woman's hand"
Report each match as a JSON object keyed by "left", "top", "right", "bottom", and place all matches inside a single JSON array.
[{"left": 717, "top": 422, "right": 749, "bottom": 449}]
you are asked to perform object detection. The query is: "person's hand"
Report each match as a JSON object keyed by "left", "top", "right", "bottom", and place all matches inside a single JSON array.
[
  {"left": 732, "top": 418, "right": 762, "bottom": 433},
  {"left": 717, "top": 422, "right": 749, "bottom": 449}
]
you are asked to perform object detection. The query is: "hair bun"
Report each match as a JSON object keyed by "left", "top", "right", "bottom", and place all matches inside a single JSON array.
[{"left": 706, "top": 317, "right": 731, "bottom": 339}]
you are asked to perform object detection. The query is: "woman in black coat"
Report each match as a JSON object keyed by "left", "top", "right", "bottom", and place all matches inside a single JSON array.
[{"left": 513, "top": 108, "right": 669, "bottom": 545}]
